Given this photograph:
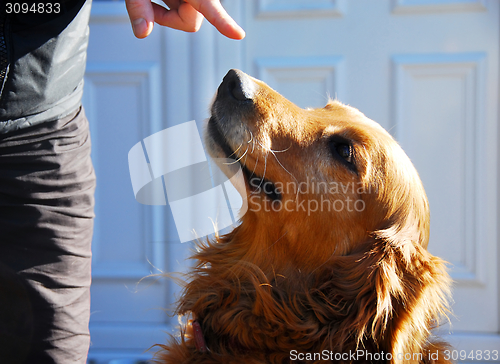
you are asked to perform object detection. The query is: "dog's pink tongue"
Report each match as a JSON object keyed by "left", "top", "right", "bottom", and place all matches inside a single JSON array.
[{"left": 192, "top": 320, "right": 208, "bottom": 353}]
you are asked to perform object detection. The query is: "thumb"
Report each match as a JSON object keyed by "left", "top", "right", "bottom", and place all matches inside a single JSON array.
[{"left": 125, "top": 0, "right": 155, "bottom": 38}]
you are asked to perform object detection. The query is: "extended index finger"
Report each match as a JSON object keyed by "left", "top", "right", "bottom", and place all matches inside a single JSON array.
[
  {"left": 125, "top": 0, "right": 155, "bottom": 38},
  {"left": 185, "top": 0, "right": 245, "bottom": 40}
]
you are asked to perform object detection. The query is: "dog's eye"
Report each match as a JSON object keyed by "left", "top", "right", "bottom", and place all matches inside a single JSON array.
[
  {"left": 328, "top": 137, "right": 355, "bottom": 167},
  {"left": 335, "top": 143, "right": 352, "bottom": 163}
]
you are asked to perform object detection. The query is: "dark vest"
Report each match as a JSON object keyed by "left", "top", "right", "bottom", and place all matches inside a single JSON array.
[{"left": 0, "top": 0, "right": 91, "bottom": 133}]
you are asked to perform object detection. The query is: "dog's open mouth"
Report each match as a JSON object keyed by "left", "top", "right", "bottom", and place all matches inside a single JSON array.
[{"left": 207, "top": 117, "right": 282, "bottom": 201}]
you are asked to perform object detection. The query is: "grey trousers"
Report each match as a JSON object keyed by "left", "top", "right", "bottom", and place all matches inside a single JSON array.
[{"left": 0, "top": 107, "right": 95, "bottom": 364}]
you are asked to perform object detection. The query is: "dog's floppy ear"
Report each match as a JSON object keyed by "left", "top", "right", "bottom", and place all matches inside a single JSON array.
[{"left": 362, "top": 145, "right": 451, "bottom": 358}]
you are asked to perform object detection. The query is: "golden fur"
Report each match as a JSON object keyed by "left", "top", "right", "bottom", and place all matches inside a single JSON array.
[{"left": 154, "top": 70, "right": 451, "bottom": 364}]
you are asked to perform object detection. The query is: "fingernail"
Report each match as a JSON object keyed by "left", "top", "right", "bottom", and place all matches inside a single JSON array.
[
  {"left": 238, "top": 28, "right": 246, "bottom": 39},
  {"left": 132, "top": 18, "right": 147, "bottom": 37}
]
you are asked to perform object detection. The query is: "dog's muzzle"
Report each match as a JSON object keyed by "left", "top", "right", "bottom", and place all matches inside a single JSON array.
[{"left": 208, "top": 70, "right": 282, "bottom": 202}]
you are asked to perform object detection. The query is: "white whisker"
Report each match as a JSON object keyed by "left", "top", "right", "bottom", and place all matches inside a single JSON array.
[
  {"left": 255, "top": 139, "right": 300, "bottom": 202},
  {"left": 234, "top": 147, "right": 249, "bottom": 163}
]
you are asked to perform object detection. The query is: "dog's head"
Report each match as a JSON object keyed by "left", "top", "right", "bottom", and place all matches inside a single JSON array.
[
  {"left": 206, "top": 69, "right": 429, "bottom": 271},
  {"left": 155, "top": 70, "right": 450, "bottom": 363}
]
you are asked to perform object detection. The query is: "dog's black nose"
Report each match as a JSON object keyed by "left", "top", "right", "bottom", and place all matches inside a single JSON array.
[{"left": 222, "top": 69, "right": 256, "bottom": 101}]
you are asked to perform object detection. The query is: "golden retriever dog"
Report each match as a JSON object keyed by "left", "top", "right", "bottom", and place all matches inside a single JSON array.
[{"left": 154, "top": 70, "right": 452, "bottom": 363}]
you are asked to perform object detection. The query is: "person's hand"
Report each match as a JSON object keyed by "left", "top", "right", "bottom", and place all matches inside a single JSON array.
[{"left": 125, "top": 0, "right": 245, "bottom": 40}]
